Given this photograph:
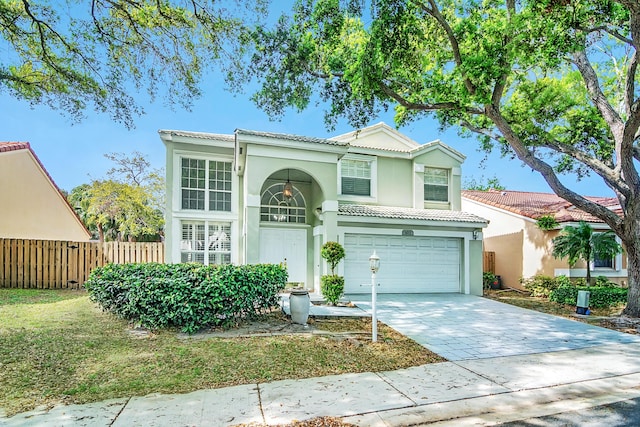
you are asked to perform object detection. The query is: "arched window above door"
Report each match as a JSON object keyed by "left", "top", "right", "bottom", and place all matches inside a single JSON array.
[{"left": 260, "top": 183, "right": 306, "bottom": 223}]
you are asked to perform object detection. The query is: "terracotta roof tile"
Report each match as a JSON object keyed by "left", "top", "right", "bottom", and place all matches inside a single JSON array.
[
  {"left": 338, "top": 203, "right": 487, "bottom": 224},
  {"left": 0, "top": 141, "right": 30, "bottom": 152},
  {"left": 461, "top": 189, "right": 621, "bottom": 223}
]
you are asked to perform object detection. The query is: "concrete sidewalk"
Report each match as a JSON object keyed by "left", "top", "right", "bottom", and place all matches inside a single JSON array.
[{"left": 4, "top": 341, "right": 640, "bottom": 426}]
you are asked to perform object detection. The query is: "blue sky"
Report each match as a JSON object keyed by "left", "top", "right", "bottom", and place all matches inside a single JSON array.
[{"left": 1, "top": 1, "right": 612, "bottom": 199}]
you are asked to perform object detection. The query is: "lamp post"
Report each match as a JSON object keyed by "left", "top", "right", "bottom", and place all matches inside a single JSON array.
[{"left": 369, "top": 250, "right": 380, "bottom": 342}]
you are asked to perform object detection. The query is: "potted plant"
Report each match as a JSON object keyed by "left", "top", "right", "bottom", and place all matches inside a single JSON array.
[
  {"left": 320, "top": 241, "right": 346, "bottom": 305},
  {"left": 483, "top": 272, "right": 500, "bottom": 290}
]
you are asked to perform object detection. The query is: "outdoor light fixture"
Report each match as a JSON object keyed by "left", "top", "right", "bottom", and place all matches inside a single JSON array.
[
  {"left": 472, "top": 230, "right": 479, "bottom": 240},
  {"left": 283, "top": 169, "right": 293, "bottom": 200},
  {"left": 369, "top": 250, "right": 380, "bottom": 273},
  {"left": 369, "top": 250, "right": 380, "bottom": 342}
]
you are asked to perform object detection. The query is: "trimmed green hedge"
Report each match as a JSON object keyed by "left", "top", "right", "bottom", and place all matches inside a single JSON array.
[
  {"left": 549, "top": 285, "right": 628, "bottom": 308},
  {"left": 85, "top": 263, "right": 287, "bottom": 333}
]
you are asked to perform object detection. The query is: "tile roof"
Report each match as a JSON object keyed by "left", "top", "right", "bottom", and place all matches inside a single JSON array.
[
  {"left": 461, "top": 189, "right": 621, "bottom": 223},
  {"left": 338, "top": 203, "right": 487, "bottom": 224},
  {"left": 236, "top": 129, "right": 347, "bottom": 146},
  {"left": 0, "top": 141, "right": 30, "bottom": 152},
  {"left": 158, "top": 130, "right": 235, "bottom": 142}
]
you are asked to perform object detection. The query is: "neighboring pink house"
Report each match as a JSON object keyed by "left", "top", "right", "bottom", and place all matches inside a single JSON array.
[
  {"left": 0, "top": 142, "right": 91, "bottom": 241},
  {"left": 461, "top": 189, "right": 625, "bottom": 290}
]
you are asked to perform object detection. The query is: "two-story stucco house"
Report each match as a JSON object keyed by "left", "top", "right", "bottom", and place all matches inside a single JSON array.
[{"left": 160, "top": 122, "right": 487, "bottom": 295}]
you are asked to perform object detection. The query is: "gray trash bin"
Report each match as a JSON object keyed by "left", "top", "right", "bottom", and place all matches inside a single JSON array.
[{"left": 576, "top": 290, "right": 590, "bottom": 315}]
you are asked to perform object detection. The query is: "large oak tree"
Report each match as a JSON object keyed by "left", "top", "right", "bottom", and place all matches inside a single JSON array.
[
  {"left": 0, "top": 0, "right": 266, "bottom": 128},
  {"left": 235, "top": 0, "right": 640, "bottom": 315}
]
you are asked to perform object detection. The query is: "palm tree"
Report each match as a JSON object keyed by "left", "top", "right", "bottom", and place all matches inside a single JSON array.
[{"left": 552, "top": 221, "right": 622, "bottom": 284}]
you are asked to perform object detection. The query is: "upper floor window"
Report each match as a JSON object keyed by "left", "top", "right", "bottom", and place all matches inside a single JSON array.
[
  {"left": 341, "top": 158, "right": 372, "bottom": 196},
  {"left": 424, "top": 167, "right": 449, "bottom": 202},
  {"left": 181, "top": 158, "right": 232, "bottom": 211}
]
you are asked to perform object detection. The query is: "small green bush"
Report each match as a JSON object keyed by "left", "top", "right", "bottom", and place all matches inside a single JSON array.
[
  {"left": 483, "top": 272, "right": 497, "bottom": 290},
  {"left": 85, "top": 263, "right": 287, "bottom": 334},
  {"left": 520, "top": 275, "right": 560, "bottom": 297},
  {"left": 555, "top": 275, "right": 572, "bottom": 287},
  {"left": 321, "top": 275, "right": 345, "bottom": 305},
  {"left": 536, "top": 214, "right": 559, "bottom": 230},
  {"left": 320, "top": 241, "right": 346, "bottom": 304},
  {"left": 549, "top": 285, "right": 628, "bottom": 308},
  {"left": 595, "top": 276, "right": 617, "bottom": 288}
]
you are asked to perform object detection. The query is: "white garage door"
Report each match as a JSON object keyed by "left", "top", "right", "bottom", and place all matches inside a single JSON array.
[{"left": 343, "top": 234, "right": 461, "bottom": 294}]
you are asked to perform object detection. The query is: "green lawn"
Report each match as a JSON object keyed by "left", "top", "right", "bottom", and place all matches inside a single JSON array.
[{"left": 0, "top": 289, "right": 441, "bottom": 417}]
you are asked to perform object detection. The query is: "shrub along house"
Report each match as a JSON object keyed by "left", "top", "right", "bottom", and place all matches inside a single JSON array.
[
  {"left": 462, "top": 189, "right": 626, "bottom": 290},
  {"left": 160, "top": 122, "right": 487, "bottom": 295}
]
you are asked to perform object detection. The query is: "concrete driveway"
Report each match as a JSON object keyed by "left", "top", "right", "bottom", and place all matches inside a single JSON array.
[{"left": 350, "top": 293, "right": 640, "bottom": 361}]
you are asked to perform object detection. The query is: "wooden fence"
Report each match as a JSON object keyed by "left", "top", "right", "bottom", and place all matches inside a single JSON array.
[
  {"left": 0, "top": 239, "right": 164, "bottom": 289},
  {"left": 483, "top": 251, "right": 496, "bottom": 274}
]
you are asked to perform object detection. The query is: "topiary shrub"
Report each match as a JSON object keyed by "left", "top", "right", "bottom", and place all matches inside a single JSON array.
[
  {"left": 320, "top": 241, "right": 346, "bottom": 305},
  {"left": 85, "top": 262, "right": 287, "bottom": 334},
  {"left": 321, "top": 275, "right": 345, "bottom": 306}
]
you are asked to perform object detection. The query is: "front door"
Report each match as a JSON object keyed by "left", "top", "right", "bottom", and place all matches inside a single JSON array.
[{"left": 259, "top": 227, "right": 307, "bottom": 286}]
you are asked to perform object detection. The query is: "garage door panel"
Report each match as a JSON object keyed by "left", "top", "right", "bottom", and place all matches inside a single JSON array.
[{"left": 343, "top": 233, "right": 461, "bottom": 294}]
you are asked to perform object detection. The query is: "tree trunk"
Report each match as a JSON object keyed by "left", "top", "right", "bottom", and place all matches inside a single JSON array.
[
  {"left": 585, "top": 245, "right": 592, "bottom": 285},
  {"left": 97, "top": 224, "right": 104, "bottom": 243},
  {"left": 623, "top": 233, "right": 640, "bottom": 317}
]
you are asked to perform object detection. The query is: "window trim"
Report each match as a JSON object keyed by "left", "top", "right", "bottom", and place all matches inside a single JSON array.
[
  {"left": 176, "top": 152, "right": 235, "bottom": 213},
  {"left": 338, "top": 154, "right": 377, "bottom": 201},
  {"left": 179, "top": 220, "right": 232, "bottom": 265}
]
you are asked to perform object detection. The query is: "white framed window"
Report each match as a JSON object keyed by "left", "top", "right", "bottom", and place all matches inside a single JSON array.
[
  {"left": 260, "top": 183, "right": 306, "bottom": 223},
  {"left": 181, "top": 157, "right": 232, "bottom": 211},
  {"left": 180, "top": 221, "right": 231, "bottom": 265},
  {"left": 339, "top": 156, "right": 376, "bottom": 198},
  {"left": 424, "top": 167, "right": 449, "bottom": 202}
]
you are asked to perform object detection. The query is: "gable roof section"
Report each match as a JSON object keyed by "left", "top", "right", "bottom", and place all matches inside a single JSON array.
[
  {"left": 331, "top": 122, "right": 419, "bottom": 151},
  {"left": 0, "top": 141, "right": 91, "bottom": 239},
  {"left": 339, "top": 203, "right": 487, "bottom": 225},
  {"left": 461, "top": 189, "right": 621, "bottom": 223},
  {"left": 330, "top": 122, "right": 465, "bottom": 161}
]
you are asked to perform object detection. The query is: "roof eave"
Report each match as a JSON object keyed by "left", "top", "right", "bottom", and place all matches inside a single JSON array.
[{"left": 337, "top": 214, "right": 488, "bottom": 228}]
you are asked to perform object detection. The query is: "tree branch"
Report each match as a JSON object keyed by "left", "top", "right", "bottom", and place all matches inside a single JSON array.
[
  {"left": 539, "top": 139, "right": 629, "bottom": 197},
  {"left": 416, "top": 0, "right": 476, "bottom": 96},
  {"left": 580, "top": 25, "right": 633, "bottom": 45},
  {"left": 485, "top": 104, "right": 624, "bottom": 232},
  {"left": 378, "top": 80, "right": 483, "bottom": 114}
]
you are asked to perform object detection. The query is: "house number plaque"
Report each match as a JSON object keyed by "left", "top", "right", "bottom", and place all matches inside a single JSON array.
[{"left": 402, "top": 229, "right": 414, "bottom": 236}]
